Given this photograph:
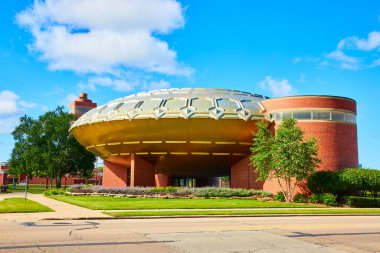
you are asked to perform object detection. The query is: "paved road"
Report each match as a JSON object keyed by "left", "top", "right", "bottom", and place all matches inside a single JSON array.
[{"left": 0, "top": 216, "right": 379, "bottom": 253}]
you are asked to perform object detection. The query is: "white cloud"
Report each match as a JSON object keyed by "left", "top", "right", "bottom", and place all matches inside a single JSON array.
[
  {"left": 0, "top": 117, "right": 20, "bottom": 134},
  {"left": 0, "top": 91, "right": 21, "bottom": 115},
  {"left": 326, "top": 50, "right": 359, "bottom": 70},
  {"left": 16, "top": 0, "right": 193, "bottom": 78},
  {"left": 326, "top": 31, "right": 380, "bottom": 70},
  {"left": 0, "top": 90, "right": 44, "bottom": 134},
  {"left": 19, "top": 100, "right": 38, "bottom": 108},
  {"left": 338, "top": 31, "right": 380, "bottom": 51},
  {"left": 259, "top": 76, "right": 296, "bottom": 97}
]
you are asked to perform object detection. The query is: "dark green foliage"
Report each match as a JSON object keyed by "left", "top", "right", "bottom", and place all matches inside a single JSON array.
[
  {"left": 251, "top": 118, "right": 321, "bottom": 202},
  {"left": 43, "top": 189, "right": 67, "bottom": 196},
  {"left": 293, "top": 193, "right": 308, "bottom": 203},
  {"left": 10, "top": 107, "right": 96, "bottom": 188},
  {"left": 319, "top": 193, "right": 337, "bottom": 206},
  {"left": 307, "top": 193, "right": 337, "bottom": 206},
  {"left": 307, "top": 168, "right": 380, "bottom": 197},
  {"left": 347, "top": 196, "right": 380, "bottom": 207},
  {"left": 274, "top": 192, "right": 285, "bottom": 202},
  {"left": 307, "top": 171, "right": 341, "bottom": 195},
  {"left": 308, "top": 194, "right": 319, "bottom": 204}
]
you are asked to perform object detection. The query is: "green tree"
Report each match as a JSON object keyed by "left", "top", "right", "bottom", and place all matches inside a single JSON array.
[
  {"left": 250, "top": 117, "right": 321, "bottom": 202},
  {"left": 9, "top": 116, "right": 45, "bottom": 185},
  {"left": 9, "top": 107, "right": 96, "bottom": 188}
]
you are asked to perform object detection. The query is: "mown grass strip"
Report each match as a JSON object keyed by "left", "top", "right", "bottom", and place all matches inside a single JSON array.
[
  {"left": 105, "top": 208, "right": 380, "bottom": 217},
  {"left": 0, "top": 198, "right": 53, "bottom": 213},
  {"left": 50, "top": 196, "right": 321, "bottom": 210}
]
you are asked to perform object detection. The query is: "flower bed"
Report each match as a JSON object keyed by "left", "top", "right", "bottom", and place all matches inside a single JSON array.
[{"left": 66, "top": 185, "right": 271, "bottom": 199}]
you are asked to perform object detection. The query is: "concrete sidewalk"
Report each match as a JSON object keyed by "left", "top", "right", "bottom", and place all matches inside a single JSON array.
[{"left": 0, "top": 192, "right": 108, "bottom": 221}]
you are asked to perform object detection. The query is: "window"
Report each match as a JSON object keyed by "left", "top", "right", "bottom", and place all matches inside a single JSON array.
[
  {"left": 274, "top": 112, "right": 282, "bottom": 122},
  {"left": 293, "top": 111, "right": 312, "bottom": 120},
  {"left": 282, "top": 112, "right": 293, "bottom": 118},
  {"left": 272, "top": 110, "right": 356, "bottom": 124},
  {"left": 313, "top": 111, "right": 330, "bottom": 120},
  {"left": 346, "top": 113, "right": 356, "bottom": 123},
  {"left": 331, "top": 112, "right": 346, "bottom": 121}
]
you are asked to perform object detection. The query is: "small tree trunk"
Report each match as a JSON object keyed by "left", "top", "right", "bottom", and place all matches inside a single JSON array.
[
  {"left": 56, "top": 177, "right": 62, "bottom": 189},
  {"left": 45, "top": 177, "right": 49, "bottom": 189}
]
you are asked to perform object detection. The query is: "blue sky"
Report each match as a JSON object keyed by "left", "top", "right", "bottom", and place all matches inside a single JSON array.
[{"left": 1, "top": 0, "right": 380, "bottom": 168}]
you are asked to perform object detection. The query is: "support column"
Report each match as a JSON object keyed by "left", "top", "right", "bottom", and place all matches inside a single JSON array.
[
  {"left": 102, "top": 160, "right": 129, "bottom": 187},
  {"left": 155, "top": 174, "right": 171, "bottom": 187},
  {"left": 131, "top": 154, "right": 155, "bottom": 187},
  {"left": 230, "top": 155, "right": 263, "bottom": 189}
]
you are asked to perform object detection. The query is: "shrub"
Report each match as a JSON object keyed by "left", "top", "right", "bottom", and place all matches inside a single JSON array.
[
  {"left": 151, "top": 186, "right": 177, "bottom": 194},
  {"left": 293, "top": 193, "right": 308, "bottom": 203},
  {"left": 307, "top": 171, "right": 341, "bottom": 195},
  {"left": 308, "top": 194, "right": 320, "bottom": 203},
  {"left": 307, "top": 168, "right": 380, "bottom": 197},
  {"left": 274, "top": 192, "right": 285, "bottom": 202},
  {"left": 347, "top": 196, "right": 380, "bottom": 207},
  {"left": 319, "top": 193, "right": 337, "bottom": 206},
  {"left": 44, "top": 189, "right": 66, "bottom": 196},
  {"left": 307, "top": 193, "right": 336, "bottom": 206}
]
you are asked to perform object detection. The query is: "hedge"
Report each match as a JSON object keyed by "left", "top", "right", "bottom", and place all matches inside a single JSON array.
[
  {"left": 307, "top": 168, "right": 380, "bottom": 197},
  {"left": 347, "top": 196, "right": 380, "bottom": 208}
]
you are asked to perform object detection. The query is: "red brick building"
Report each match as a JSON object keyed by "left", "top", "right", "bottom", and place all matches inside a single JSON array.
[{"left": 70, "top": 89, "right": 358, "bottom": 194}]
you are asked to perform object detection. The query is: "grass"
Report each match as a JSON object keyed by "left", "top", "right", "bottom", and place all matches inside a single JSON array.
[
  {"left": 0, "top": 198, "right": 53, "bottom": 213},
  {"left": 105, "top": 208, "right": 380, "bottom": 217},
  {"left": 50, "top": 196, "right": 321, "bottom": 210},
  {"left": 6, "top": 184, "right": 70, "bottom": 194}
]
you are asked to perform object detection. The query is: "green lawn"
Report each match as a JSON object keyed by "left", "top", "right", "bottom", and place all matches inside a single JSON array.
[
  {"left": 50, "top": 196, "right": 321, "bottom": 210},
  {"left": 6, "top": 184, "right": 70, "bottom": 194},
  {"left": 105, "top": 208, "right": 380, "bottom": 217},
  {"left": 0, "top": 198, "right": 53, "bottom": 213},
  {"left": 7, "top": 184, "right": 48, "bottom": 194}
]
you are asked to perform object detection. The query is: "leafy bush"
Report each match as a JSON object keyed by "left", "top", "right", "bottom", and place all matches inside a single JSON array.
[
  {"left": 347, "top": 196, "right": 380, "bottom": 207},
  {"left": 307, "top": 171, "right": 341, "bottom": 195},
  {"left": 308, "top": 194, "right": 320, "bottom": 204},
  {"left": 293, "top": 193, "right": 308, "bottom": 203},
  {"left": 307, "top": 168, "right": 380, "bottom": 197},
  {"left": 274, "top": 192, "right": 285, "bottom": 202},
  {"left": 307, "top": 193, "right": 336, "bottom": 206},
  {"left": 319, "top": 193, "right": 337, "bottom": 206},
  {"left": 44, "top": 189, "right": 67, "bottom": 196},
  {"left": 151, "top": 186, "right": 177, "bottom": 194}
]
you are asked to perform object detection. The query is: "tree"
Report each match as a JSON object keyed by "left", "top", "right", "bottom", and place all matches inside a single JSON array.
[
  {"left": 9, "top": 116, "right": 45, "bottom": 186},
  {"left": 9, "top": 107, "right": 96, "bottom": 188},
  {"left": 250, "top": 117, "right": 321, "bottom": 202}
]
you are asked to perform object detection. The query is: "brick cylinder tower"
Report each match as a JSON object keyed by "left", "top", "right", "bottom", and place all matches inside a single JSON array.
[
  {"left": 69, "top": 93, "right": 97, "bottom": 117},
  {"left": 261, "top": 95, "right": 358, "bottom": 172}
]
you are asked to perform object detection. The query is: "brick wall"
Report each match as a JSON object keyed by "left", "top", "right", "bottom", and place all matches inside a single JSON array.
[
  {"left": 262, "top": 96, "right": 358, "bottom": 171},
  {"left": 261, "top": 96, "right": 356, "bottom": 113},
  {"left": 103, "top": 160, "right": 129, "bottom": 187},
  {"left": 131, "top": 154, "right": 155, "bottom": 187},
  {"left": 230, "top": 155, "right": 264, "bottom": 189},
  {"left": 155, "top": 174, "right": 170, "bottom": 187}
]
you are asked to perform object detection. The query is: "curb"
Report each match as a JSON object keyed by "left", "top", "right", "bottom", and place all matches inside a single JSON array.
[{"left": 41, "top": 213, "right": 380, "bottom": 220}]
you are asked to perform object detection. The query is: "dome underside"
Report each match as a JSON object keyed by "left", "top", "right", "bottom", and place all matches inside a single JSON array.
[{"left": 71, "top": 88, "right": 268, "bottom": 128}]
